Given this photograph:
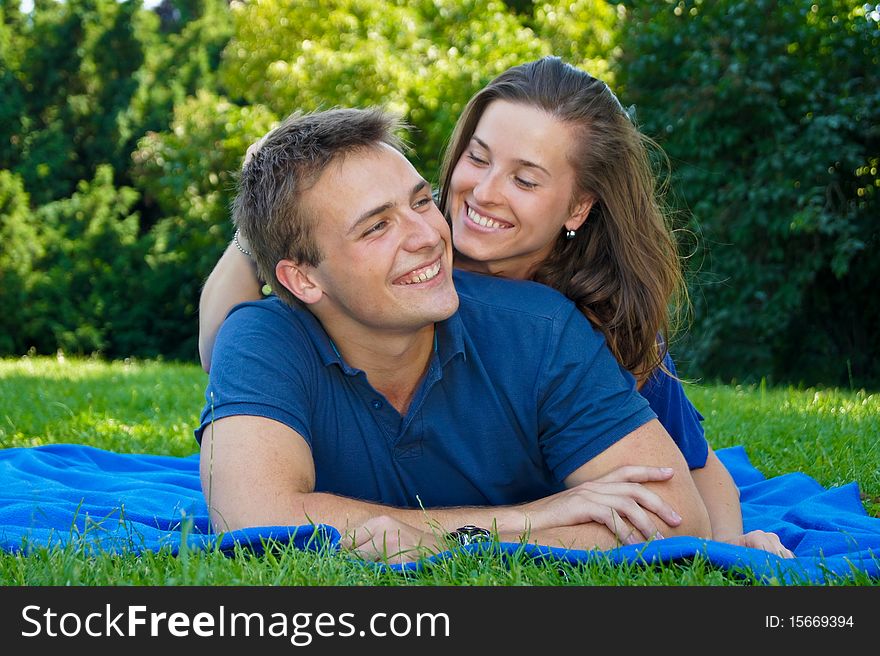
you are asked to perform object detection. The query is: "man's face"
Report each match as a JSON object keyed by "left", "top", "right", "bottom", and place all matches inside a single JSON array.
[{"left": 294, "top": 144, "right": 459, "bottom": 335}]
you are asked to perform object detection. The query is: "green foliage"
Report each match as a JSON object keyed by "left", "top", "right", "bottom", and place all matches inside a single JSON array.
[
  {"left": 22, "top": 165, "right": 148, "bottom": 356},
  {"left": 119, "top": 0, "right": 234, "bottom": 195},
  {"left": 2, "top": 0, "right": 877, "bottom": 386},
  {"left": 219, "top": 0, "right": 548, "bottom": 181},
  {"left": 0, "top": 6, "right": 27, "bottom": 168},
  {"left": 132, "top": 92, "right": 277, "bottom": 359},
  {"left": 8, "top": 0, "right": 151, "bottom": 204},
  {"left": 0, "top": 170, "right": 39, "bottom": 354},
  {"left": 531, "top": 0, "right": 622, "bottom": 82},
  {"left": 618, "top": 0, "right": 880, "bottom": 386}
]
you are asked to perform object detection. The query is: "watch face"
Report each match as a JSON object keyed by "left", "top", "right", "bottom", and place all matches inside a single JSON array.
[{"left": 450, "top": 525, "right": 492, "bottom": 546}]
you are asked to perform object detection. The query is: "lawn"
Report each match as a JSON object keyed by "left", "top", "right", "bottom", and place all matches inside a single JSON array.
[{"left": 1, "top": 355, "right": 877, "bottom": 586}]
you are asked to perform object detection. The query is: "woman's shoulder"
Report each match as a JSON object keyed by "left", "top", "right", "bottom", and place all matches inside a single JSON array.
[{"left": 452, "top": 269, "right": 571, "bottom": 317}]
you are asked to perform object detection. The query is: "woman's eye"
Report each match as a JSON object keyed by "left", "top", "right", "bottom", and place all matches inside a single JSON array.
[
  {"left": 467, "top": 152, "right": 488, "bottom": 165},
  {"left": 515, "top": 177, "right": 538, "bottom": 189}
]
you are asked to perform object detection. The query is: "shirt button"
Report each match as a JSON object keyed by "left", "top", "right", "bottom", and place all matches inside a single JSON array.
[{"left": 371, "top": 399, "right": 383, "bottom": 410}]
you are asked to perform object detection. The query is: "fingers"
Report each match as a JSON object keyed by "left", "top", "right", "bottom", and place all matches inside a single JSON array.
[
  {"left": 344, "top": 517, "right": 433, "bottom": 563},
  {"left": 580, "top": 480, "right": 683, "bottom": 531},
  {"left": 243, "top": 136, "right": 267, "bottom": 167},
  {"left": 592, "top": 465, "right": 675, "bottom": 485},
  {"left": 740, "top": 530, "right": 795, "bottom": 558},
  {"left": 576, "top": 491, "right": 665, "bottom": 544}
]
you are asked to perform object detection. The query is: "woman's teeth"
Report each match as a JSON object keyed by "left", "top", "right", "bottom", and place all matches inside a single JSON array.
[{"left": 467, "top": 207, "right": 509, "bottom": 229}]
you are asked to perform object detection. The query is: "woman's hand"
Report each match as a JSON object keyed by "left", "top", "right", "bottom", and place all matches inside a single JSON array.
[{"left": 720, "top": 529, "right": 794, "bottom": 558}]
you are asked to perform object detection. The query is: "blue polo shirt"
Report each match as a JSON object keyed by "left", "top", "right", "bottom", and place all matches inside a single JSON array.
[{"left": 196, "top": 270, "right": 657, "bottom": 509}]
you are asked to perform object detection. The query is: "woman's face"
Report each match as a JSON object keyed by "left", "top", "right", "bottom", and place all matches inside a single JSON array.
[{"left": 447, "top": 100, "right": 592, "bottom": 280}]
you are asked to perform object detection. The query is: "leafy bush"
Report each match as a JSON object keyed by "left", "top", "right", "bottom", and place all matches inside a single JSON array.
[
  {"left": 617, "top": 0, "right": 880, "bottom": 386},
  {"left": 219, "top": 0, "right": 549, "bottom": 182},
  {"left": 19, "top": 165, "right": 147, "bottom": 356},
  {"left": 0, "top": 171, "right": 40, "bottom": 354},
  {"left": 131, "top": 91, "right": 277, "bottom": 359}
]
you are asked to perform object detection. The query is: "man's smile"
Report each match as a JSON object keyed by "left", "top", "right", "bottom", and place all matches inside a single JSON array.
[{"left": 393, "top": 257, "right": 443, "bottom": 285}]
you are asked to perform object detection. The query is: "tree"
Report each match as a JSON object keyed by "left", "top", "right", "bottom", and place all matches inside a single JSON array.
[
  {"left": 618, "top": 0, "right": 880, "bottom": 385},
  {"left": 219, "top": 0, "right": 548, "bottom": 181},
  {"left": 0, "top": 170, "right": 39, "bottom": 353},
  {"left": 13, "top": 0, "right": 151, "bottom": 204},
  {"left": 132, "top": 91, "right": 277, "bottom": 359},
  {"left": 23, "top": 165, "right": 146, "bottom": 356},
  {"left": 531, "top": 0, "right": 622, "bottom": 82}
]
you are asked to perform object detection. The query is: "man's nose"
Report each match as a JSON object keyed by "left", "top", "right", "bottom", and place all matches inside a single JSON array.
[{"left": 402, "top": 211, "right": 443, "bottom": 251}]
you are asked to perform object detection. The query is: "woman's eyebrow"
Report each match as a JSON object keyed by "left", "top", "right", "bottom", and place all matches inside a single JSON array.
[{"left": 472, "top": 136, "right": 550, "bottom": 176}]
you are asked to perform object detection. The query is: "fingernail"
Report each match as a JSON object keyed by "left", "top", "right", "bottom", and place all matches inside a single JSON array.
[
  {"left": 671, "top": 511, "right": 682, "bottom": 523},
  {"left": 662, "top": 467, "right": 674, "bottom": 474}
]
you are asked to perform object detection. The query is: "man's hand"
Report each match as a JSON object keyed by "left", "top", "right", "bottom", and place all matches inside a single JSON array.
[
  {"left": 522, "top": 465, "right": 682, "bottom": 545},
  {"left": 344, "top": 516, "right": 439, "bottom": 564}
]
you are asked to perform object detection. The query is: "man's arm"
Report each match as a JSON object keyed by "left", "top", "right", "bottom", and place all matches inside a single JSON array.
[
  {"left": 515, "top": 419, "right": 712, "bottom": 550},
  {"left": 200, "top": 414, "right": 527, "bottom": 536},
  {"left": 201, "top": 415, "right": 705, "bottom": 558}
]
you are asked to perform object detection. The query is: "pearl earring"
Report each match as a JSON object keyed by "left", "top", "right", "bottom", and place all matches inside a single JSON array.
[{"left": 565, "top": 229, "right": 576, "bottom": 240}]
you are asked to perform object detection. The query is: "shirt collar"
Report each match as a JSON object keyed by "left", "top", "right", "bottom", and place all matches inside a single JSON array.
[{"left": 295, "top": 303, "right": 466, "bottom": 374}]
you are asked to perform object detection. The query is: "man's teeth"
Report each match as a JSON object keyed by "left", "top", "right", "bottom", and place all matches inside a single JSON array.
[
  {"left": 467, "top": 207, "right": 508, "bottom": 229},
  {"left": 401, "top": 260, "right": 441, "bottom": 285}
]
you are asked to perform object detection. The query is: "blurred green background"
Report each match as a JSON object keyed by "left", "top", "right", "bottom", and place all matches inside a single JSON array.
[{"left": 1, "top": 0, "right": 877, "bottom": 388}]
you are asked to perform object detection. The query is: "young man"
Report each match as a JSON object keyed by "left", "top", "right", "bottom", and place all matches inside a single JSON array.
[{"left": 195, "top": 108, "right": 711, "bottom": 562}]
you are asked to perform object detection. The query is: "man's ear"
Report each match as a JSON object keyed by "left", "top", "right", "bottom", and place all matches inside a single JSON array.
[
  {"left": 276, "top": 260, "right": 323, "bottom": 305},
  {"left": 565, "top": 195, "right": 595, "bottom": 233}
]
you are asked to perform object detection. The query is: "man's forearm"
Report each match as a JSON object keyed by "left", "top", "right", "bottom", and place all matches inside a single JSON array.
[
  {"left": 502, "top": 524, "right": 629, "bottom": 551},
  {"left": 291, "top": 491, "right": 530, "bottom": 539}
]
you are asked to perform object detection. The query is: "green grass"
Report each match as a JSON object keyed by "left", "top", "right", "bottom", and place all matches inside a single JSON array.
[{"left": 1, "top": 356, "right": 877, "bottom": 586}]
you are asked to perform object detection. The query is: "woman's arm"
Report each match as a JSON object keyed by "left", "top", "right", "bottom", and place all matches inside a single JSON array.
[
  {"left": 641, "top": 357, "right": 791, "bottom": 555},
  {"left": 639, "top": 354, "right": 748, "bottom": 541},
  {"left": 198, "top": 236, "right": 264, "bottom": 372},
  {"left": 690, "top": 447, "right": 742, "bottom": 539}
]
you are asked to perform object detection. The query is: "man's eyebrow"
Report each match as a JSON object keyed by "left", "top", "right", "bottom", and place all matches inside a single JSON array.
[
  {"left": 471, "top": 136, "right": 551, "bottom": 176},
  {"left": 348, "top": 180, "right": 430, "bottom": 235}
]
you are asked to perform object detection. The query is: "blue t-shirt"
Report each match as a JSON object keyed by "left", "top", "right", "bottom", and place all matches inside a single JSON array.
[
  {"left": 196, "top": 270, "right": 657, "bottom": 509},
  {"left": 640, "top": 352, "right": 708, "bottom": 469}
]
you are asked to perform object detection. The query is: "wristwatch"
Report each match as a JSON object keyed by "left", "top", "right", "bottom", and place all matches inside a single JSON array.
[{"left": 447, "top": 525, "right": 492, "bottom": 546}]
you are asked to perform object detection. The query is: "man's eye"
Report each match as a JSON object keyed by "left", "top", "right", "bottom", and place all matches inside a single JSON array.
[
  {"left": 413, "top": 196, "right": 434, "bottom": 209},
  {"left": 363, "top": 220, "right": 387, "bottom": 236}
]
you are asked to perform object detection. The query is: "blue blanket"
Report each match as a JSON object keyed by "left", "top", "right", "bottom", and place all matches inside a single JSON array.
[{"left": 1, "top": 443, "right": 877, "bottom": 584}]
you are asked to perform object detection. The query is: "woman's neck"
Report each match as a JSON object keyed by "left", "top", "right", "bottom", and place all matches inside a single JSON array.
[{"left": 452, "top": 251, "right": 537, "bottom": 281}]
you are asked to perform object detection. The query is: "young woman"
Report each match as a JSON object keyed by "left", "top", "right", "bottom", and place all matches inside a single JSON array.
[{"left": 197, "top": 57, "right": 789, "bottom": 556}]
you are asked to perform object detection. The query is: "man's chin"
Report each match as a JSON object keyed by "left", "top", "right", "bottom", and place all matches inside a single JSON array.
[{"left": 431, "top": 293, "right": 460, "bottom": 322}]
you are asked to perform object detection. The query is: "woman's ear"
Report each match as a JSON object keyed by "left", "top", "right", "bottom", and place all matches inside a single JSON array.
[
  {"left": 565, "top": 195, "right": 595, "bottom": 233},
  {"left": 276, "top": 260, "right": 323, "bottom": 305}
]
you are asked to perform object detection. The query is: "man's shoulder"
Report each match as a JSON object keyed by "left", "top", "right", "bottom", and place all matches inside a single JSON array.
[
  {"left": 226, "top": 294, "right": 293, "bottom": 320},
  {"left": 452, "top": 269, "right": 573, "bottom": 320},
  {"left": 218, "top": 295, "right": 320, "bottom": 353}
]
